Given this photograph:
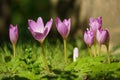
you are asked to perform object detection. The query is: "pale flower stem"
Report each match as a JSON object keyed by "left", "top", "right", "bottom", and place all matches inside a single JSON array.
[
  {"left": 88, "top": 47, "right": 92, "bottom": 57},
  {"left": 106, "top": 45, "right": 110, "bottom": 64},
  {"left": 13, "top": 44, "right": 16, "bottom": 57},
  {"left": 93, "top": 38, "right": 97, "bottom": 57},
  {"left": 63, "top": 39, "right": 67, "bottom": 64},
  {"left": 98, "top": 44, "right": 101, "bottom": 56},
  {"left": 93, "top": 44, "right": 96, "bottom": 57},
  {"left": 40, "top": 42, "right": 50, "bottom": 73}
]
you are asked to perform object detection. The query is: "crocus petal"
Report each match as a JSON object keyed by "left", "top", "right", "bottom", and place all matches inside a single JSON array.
[
  {"left": 89, "top": 21, "right": 101, "bottom": 31},
  {"left": 105, "top": 29, "right": 110, "bottom": 43},
  {"left": 56, "top": 17, "right": 70, "bottom": 39},
  {"left": 28, "top": 26, "right": 35, "bottom": 38},
  {"left": 96, "top": 30, "right": 102, "bottom": 44},
  {"left": 84, "top": 29, "right": 94, "bottom": 47},
  {"left": 89, "top": 17, "right": 94, "bottom": 23},
  {"left": 29, "top": 27, "right": 48, "bottom": 42},
  {"left": 56, "top": 22, "right": 68, "bottom": 38},
  {"left": 89, "top": 17, "right": 102, "bottom": 34},
  {"left": 97, "top": 17, "right": 102, "bottom": 24},
  {"left": 45, "top": 18, "right": 53, "bottom": 36},
  {"left": 33, "top": 32, "right": 44, "bottom": 41},
  {"left": 63, "top": 18, "right": 71, "bottom": 36},
  {"left": 9, "top": 24, "right": 18, "bottom": 45},
  {"left": 73, "top": 47, "right": 79, "bottom": 62},
  {"left": 37, "top": 17, "right": 44, "bottom": 30},
  {"left": 63, "top": 19, "right": 69, "bottom": 27},
  {"left": 56, "top": 17, "right": 62, "bottom": 26},
  {"left": 36, "top": 28, "right": 48, "bottom": 42},
  {"left": 35, "top": 28, "right": 48, "bottom": 42},
  {"left": 96, "top": 29, "right": 109, "bottom": 45},
  {"left": 28, "top": 20, "right": 42, "bottom": 33}
]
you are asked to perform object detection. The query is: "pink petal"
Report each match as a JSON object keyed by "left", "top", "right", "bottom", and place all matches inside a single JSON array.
[
  {"left": 56, "top": 18, "right": 69, "bottom": 39},
  {"left": 56, "top": 17, "right": 62, "bottom": 26},
  {"left": 89, "top": 17, "right": 102, "bottom": 34},
  {"left": 28, "top": 19, "right": 42, "bottom": 33},
  {"left": 84, "top": 29, "right": 94, "bottom": 47},
  {"left": 29, "top": 27, "right": 48, "bottom": 42},
  {"left": 63, "top": 19, "right": 68, "bottom": 26},
  {"left": 57, "top": 23, "right": 68, "bottom": 38},
  {"left": 37, "top": 17, "right": 44, "bottom": 30},
  {"left": 9, "top": 24, "right": 18, "bottom": 45},
  {"left": 97, "top": 17, "right": 102, "bottom": 24},
  {"left": 96, "top": 29, "right": 109, "bottom": 44},
  {"left": 63, "top": 18, "right": 71, "bottom": 35},
  {"left": 89, "top": 17, "right": 94, "bottom": 23},
  {"left": 45, "top": 18, "right": 53, "bottom": 36}
]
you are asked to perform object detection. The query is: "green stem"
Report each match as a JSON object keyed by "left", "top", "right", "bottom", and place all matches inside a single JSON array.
[
  {"left": 98, "top": 44, "right": 101, "bottom": 56},
  {"left": 40, "top": 42, "right": 50, "bottom": 73},
  {"left": 93, "top": 38, "right": 97, "bottom": 57},
  {"left": 93, "top": 44, "right": 96, "bottom": 57},
  {"left": 63, "top": 39, "right": 67, "bottom": 64},
  {"left": 106, "top": 45, "right": 110, "bottom": 64},
  {"left": 88, "top": 46, "right": 92, "bottom": 57},
  {"left": 13, "top": 44, "right": 16, "bottom": 57}
]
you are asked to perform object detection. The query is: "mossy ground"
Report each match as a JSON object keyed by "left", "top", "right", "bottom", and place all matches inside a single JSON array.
[{"left": 0, "top": 39, "right": 120, "bottom": 80}]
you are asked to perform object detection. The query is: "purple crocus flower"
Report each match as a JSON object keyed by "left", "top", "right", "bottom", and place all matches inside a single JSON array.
[
  {"left": 89, "top": 17, "right": 102, "bottom": 34},
  {"left": 9, "top": 24, "right": 18, "bottom": 45},
  {"left": 28, "top": 17, "right": 53, "bottom": 43},
  {"left": 84, "top": 29, "right": 94, "bottom": 47},
  {"left": 73, "top": 47, "right": 79, "bottom": 62},
  {"left": 96, "top": 29, "right": 110, "bottom": 45},
  {"left": 55, "top": 17, "right": 71, "bottom": 39}
]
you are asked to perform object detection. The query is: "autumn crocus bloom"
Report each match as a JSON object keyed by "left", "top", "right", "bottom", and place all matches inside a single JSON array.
[
  {"left": 28, "top": 17, "right": 53, "bottom": 43},
  {"left": 55, "top": 17, "right": 71, "bottom": 64},
  {"left": 89, "top": 17, "right": 102, "bottom": 34},
  {"left": 9, "top": 24, "right": 18, "bottom": 45},
  {"left": 96, "top": 29, "right": 110, "bottom": 45},
  {"left": 73, "top": 47, "right": 79, "bottom": 62},
  {"left": 28, "top": 17, "right": 53, "bottom": 73},
  {"left": 96, "top": 29, "right": 110, "bottom": 63},
  {"left": 55, "top": 17, "right": 71, "bottom": 39},
  {"left": 9, "top": 24, "right": 18, "bottom": 57},
  {"left": 84, "top": 29, "right": 94, "bottom": 47}
]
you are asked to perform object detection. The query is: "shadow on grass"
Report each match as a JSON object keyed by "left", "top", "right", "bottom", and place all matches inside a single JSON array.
[
  {"left": 42, "top": 69, "right": 78, "bottom": 80},
  {"left": 2, "top": 75, "right": 29, "bottom": 80}
]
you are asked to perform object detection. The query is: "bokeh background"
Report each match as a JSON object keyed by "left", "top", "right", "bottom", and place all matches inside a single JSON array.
[{"left": 0, "top": 0, "right": 120, "bottom": 50}]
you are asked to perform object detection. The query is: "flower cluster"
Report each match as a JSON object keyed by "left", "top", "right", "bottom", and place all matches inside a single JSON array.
[
  {"left": 9, "top": 17, "right": 71, "bottom": 72},
  {"left": 9, "top": 16, "right": 111, "bottom": 73},
  {"left": 84, "top": 17, "right": 110, "bottom": 63},
  {"left": 84, "top": 17, "right": 110, "bottom": 47}
]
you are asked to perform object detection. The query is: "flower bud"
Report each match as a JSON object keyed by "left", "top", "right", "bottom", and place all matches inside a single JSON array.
[
  {"left": 84, "top": 29, "right": 94, "bottom": 47},
  {"left": 73, "top": 47, "right": 79, "bottom": 62},
  {"left": 89, "top": 17, "right": 102, "bottom": 34},
  {"left": 96, "top": 29, "right": 110, "bottom": 45},
  {"left": 9, "top": 24, "right": 18, "bottom": 45}
]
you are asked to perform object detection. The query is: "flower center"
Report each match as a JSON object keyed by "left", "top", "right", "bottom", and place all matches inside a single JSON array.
[{"left": 35, "top": 28, "right": 44, "bottom": 33}]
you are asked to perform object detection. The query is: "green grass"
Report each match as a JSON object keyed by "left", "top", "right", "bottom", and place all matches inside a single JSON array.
[{"left": 0, "top": 39, "right": 120, "bottom": 80}]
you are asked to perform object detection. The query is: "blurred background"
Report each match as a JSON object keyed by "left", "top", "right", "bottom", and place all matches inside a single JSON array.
[{"left": 0, "top": 0, "right": 120, "bottom": 50}]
